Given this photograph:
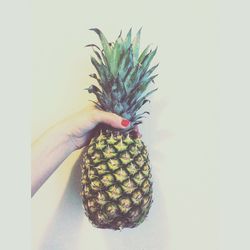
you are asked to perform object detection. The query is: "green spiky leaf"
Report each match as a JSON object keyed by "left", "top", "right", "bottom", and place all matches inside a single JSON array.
[
  {"left": 138, "top": 45, "right": 150, "bottom": 64},
  {"left": 86, "top": 28, "right": 158, "bottom": 127},
  {"left": 90, "top": 28, "right": 112, "bottom": 70},
  {"left": 124, "top": 28, "right": 132, "bottom": 50},
  {"left": 132, "top": 27, "right": 142, "bottom": 64}
]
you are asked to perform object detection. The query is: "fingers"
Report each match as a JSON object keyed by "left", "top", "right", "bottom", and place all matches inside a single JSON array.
[{"left": 92, "top": 110, "right": 131, "bottom": 129}]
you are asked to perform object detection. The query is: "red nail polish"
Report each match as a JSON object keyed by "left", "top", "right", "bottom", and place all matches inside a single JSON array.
[{"left": 121, "top": 119, "right": 130, "bottom": 127}]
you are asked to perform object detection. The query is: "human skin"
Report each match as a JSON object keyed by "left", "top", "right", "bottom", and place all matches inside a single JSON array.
[{"left": 31, "top": 105, "right": 131, "bottom": 197}]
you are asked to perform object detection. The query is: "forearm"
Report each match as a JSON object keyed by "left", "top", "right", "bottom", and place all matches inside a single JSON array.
[{"left": 31, "top": 125, "right": 74, "bottom": 197}]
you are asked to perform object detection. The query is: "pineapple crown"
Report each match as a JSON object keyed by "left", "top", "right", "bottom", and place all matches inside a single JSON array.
[{"left": 86, "top": 28, "right": 158, "bottom": 131}]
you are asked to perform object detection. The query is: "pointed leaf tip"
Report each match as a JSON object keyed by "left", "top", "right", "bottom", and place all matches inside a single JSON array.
[
  {"left": 118, "top": 30, "right": 122, "bottom": 38},
  {"left": 132, "top": 28, "right": 142, "bottom": 64},
  {"left": 89, "top": 28, "right": 101, "bottom": 35}
]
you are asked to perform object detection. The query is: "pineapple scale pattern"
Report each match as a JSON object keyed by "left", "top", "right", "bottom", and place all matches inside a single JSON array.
[{"left": 81, "top": 131, "right": 153, "bottom": 230}]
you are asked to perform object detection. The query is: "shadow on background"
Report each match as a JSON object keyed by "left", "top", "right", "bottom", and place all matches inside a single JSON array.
[{"left": 40, "top": 150, "right": 86, "bottom": 250}]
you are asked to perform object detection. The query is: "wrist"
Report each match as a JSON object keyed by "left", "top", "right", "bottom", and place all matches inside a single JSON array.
[{"left": 46, "top": 122, "right": 76, "bottom": 155}]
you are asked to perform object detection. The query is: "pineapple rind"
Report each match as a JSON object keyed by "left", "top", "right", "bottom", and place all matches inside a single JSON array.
[{"left": 81, "top": 130, "right": 153, "bottom": 230}]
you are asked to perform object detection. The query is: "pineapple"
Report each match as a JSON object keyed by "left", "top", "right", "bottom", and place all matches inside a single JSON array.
[{"left": 81, "top": 28, "right": 158, "bottom": 230}]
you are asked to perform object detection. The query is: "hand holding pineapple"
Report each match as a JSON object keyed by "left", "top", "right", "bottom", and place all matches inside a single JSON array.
[
  {"left": 60, "top": 105, "right": 132, "bottom": 150},
  {"left": 31, "top": 106, "right": 131, "bottom": 197}
]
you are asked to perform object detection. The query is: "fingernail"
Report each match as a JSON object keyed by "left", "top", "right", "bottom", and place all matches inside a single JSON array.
[{"left": 121, "top": 119, "right": 130, "bottom": 127}]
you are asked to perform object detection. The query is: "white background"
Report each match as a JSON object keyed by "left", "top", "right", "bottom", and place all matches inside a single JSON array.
[
  {"left": 0, "top": 0, "right": 250, "bottom": 250},
  {"left": 32, "top": 0, "right": 218, "bottom": 249}
]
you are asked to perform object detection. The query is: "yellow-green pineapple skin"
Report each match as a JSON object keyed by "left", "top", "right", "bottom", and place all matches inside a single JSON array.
[{"left": 81, "top": 130, "right": 153, "bottom": 230}]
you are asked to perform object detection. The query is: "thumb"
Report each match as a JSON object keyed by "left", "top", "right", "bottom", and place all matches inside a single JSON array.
[{"left": 93, "top": 110, "right": 131, "bottom": 129}]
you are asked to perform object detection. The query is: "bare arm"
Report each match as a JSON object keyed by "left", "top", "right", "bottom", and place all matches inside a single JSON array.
[{"left": 31, "top": 106, "right": 130, "bottom": 197}]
